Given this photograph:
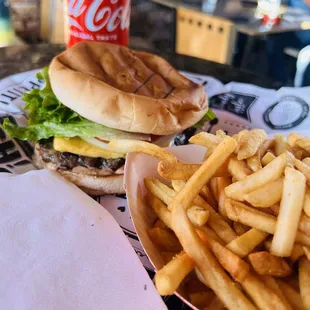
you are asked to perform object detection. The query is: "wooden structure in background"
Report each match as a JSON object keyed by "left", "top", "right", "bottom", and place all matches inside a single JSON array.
[{"left": 176, "top": 7, "right": 236, "bottom": 64}]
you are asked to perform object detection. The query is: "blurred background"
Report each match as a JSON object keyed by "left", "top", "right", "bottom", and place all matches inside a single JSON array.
[{"left": 1, "top": 0, "right": 310, "bottom": 86}]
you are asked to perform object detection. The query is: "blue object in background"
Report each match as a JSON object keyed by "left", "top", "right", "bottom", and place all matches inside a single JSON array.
[{"left": 0, "top": 0, "right": 14, "bottom": 46}]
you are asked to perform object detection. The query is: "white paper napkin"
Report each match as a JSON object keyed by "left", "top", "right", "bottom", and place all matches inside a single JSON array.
[{"left": 0, "top": 169, "right": 167, "bottom": 310}]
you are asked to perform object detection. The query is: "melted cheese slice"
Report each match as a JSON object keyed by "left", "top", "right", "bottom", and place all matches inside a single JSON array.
[{"left": 53, "top": 137, "right": 125, "bottom": 159}]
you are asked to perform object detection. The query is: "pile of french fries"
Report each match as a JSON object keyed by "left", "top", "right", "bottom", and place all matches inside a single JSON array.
[{"left": 108, "top": 130, "right": 310, "bottom": 310}]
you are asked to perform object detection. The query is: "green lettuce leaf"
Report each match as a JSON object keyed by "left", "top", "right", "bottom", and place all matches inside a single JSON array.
[{"left": 194, "top": 109, "right": 216, "bottom": 129}]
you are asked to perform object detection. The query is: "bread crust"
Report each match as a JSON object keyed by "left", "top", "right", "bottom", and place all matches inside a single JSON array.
[{"left": 49, "top": 42, "right": 208, "bottom": 135}]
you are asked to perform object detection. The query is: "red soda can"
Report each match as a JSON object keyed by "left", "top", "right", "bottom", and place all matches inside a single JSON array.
[{"left": 65, "top": 0, "right": 131, "bottom": 48}]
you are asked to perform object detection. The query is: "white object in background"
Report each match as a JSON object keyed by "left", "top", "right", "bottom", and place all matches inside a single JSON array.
[
  {"left": 256, "top": 0, "right": 282, "bottom": 19},
  {"left": 0, "top": 170, "right": 167, "bottom": 310},
  {"left": 295, "top": 45, "right": 310, "bottom": 87}
]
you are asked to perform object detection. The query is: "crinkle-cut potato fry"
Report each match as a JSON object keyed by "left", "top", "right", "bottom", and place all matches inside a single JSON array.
[
  {"left": 196, "top": 230, "right": 250, "bottom": 283},
  {"left": 170, "top": 137, "right": 256, "bottom": 310},
  {"left": 242, "top": 272, "right": 292, "bottom": 310},
  {"left": 276, "top": 280, "right": 305, "bottom": 310},
  {"left": 299, "top": 256, "right": 310, "bottom": 310},
  {"left": 294, "top": 158, "right": 310, "bottom": 185},
  {"left": 228, "top": 156, "right": 252, "bottom": 181},
  {"left": 225, "top": 199, "right": 310, "bottom": 246},
  {"left": 271, "top": 167, "right": 306, "bottom": 257},
  {"left": 262, "top": 152, "right": 276, "bottom": 166},
  {"left": 226, "top": 228, "right": 268, "bottom": 258},
  {"left": 248, "top": 251, "right": 292, "bottom": 277},
  {"left": 155, "top": 251, "right": 195, "bottom": 295},
  {"left": 232, "top": 130, "right": 249, "bottom": 153},
  {"left": 108, "top": 139, "right": 177, "bottom": 161},
  {"left": 225, "top": 153, "right": 286, "bottom": 200},
  {"left": 243, "top": 178, "right": 283, "bottom": 208},
  {"left": 200, "top": 185, "right": 217, "bottom": 209},
  {"left": 172, "top": 180, "right": 237, "bottom": 244},
  {"left": 161, "top": 251, "right": 179, "bottom": 264},
  {"left": 233, "top": 222, "right": 251, "bottom": 236},
  {"left": 260, "top": 275, "right": 292, "bottom": 309},
  {"left": 237, "top": 129, "right": 267, "bottom": 160},
  {"left": 189, "top": 132, "right": 223, "bottom": 149},
  {"left": 157, "top": 161, "right": 200, "bottom": 180},
  {"left": 297, "top": 138, "right": 310, "bottom": 153},
  {"left": 303, "top": 246, "right": 310, "bottom": 260},
  {"left": 303, "top": 158, "right": 310, "bottom": 167},
  {"left": 189, "top": 291, "right": 214, "bottom": 308},
  {"left": 147, "top": 227, "right": 182, "bottom": 252}
]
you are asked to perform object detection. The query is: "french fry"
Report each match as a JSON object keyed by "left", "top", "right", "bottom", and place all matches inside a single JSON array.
[
  {"left": 297, "top": 138, "right": 310, "bottom": 153},
  {"left": 209, "top": 178, "right": 219, "bottom": 202},
  {"left": 226, "top": 228, "right": 268, "bottom": 258},
  {"left": 144, "top": 177, "right": 174, "bottom": 206},
  {"left": 154, "top": 219, "right": 167, "bottom": 229},
  {"left": 227, "top": 156, "right": 252, "bottom": 181},
  {"left": 271, "top": 167, "right": 306, "bottom": 257},
  {"left": 237, "top": 129, "right": 267, "bottom": 160},
  {"left": 216, "top": 129, "right": 226, "bottom": 138},
  {"left": 294, "top": 158, "right": 310, "bottom": 185},
  {"left": 303, "top": 187, "right": 310, "bottom": 217},
  {"left": 217, "top": 177, "right": 232, "bottom": 220},
  {"left": 303, "top": 246, "right": 310, "bottom": 260},
  {"left": 108, "top": 139, "right": 176, "bottom": 161},
  {"left": 155, "top": 251, "right": 195, "bottom": 295},
  {"left": 157, "top": 161, "right": 199, "bottom": 180},
  {"left": 189, "top": 132, "right": 223, "bottom": 148},
  {"left": 299, "top": 213, "right": 310, "bottom": 236},
  {"left": 260, "top": 275, "right": 292, "bottom": 309},
  {"left": 243, "top": 178, "right": 283, "bottom": 208},
  {"left": 187, "top": 206, "right": 210, "bottom": 227},
  {"left": 303, "top": 158, "right": 310, "bottom": 166},
  {"left": 248, "top": 251, "right": 292, "bottom": 277},
  {"left": 287, "top": 132, "right": 303, "bottom": 148},
  {"left": 242, "top": 272, "right": 292, "bottom": 310},
  {"left": 172, "top": 180, "right": 237, "bottom": 244},
  {"left": 206, "top": 296, "right": 226, "bottom": 310},
  {"left": 225, "top": 199, "right": 310, "bottom": 246},
  {"left": 200, "top": 185, "right": 217, "bottom": 209},
  {"left": 274, "top": 135, "right": 289, "bottom": 156},
  {"left": 197, "top": 230, "right": 250, "bottom": 283},
  {"left": 247, "top": 155, "right": 262, "bottom": 172},
  {"left": 233, "top": 222, "right": 250, "bottom": 236},
  {"left": 185, "top": 277, "right": 209, "bottom": 294},
  {"left": 232, "top": 130, "right": 249, "bottom": 152},
  {"left": 161, "top": 252, "right": 179, "bottom": 263},
  {"left": 262, "top": 152, "right": 276, "bottom": 166},
  {"left": 148, "top": 227, "right": 182, "bottom": 252},
  {"left": 148, "top": 193, "right": 172, "bottom": 228},
  {"left": 197, "top": 226, "right": 224, "bottom": 245},
  {"left": 189, "top": 291, "right": 214, "bottom": 308},
  {"left": 225, "top": 153, "right": 286, "bottom": 200},
  {"left": 276, "top": 280, "right": 305, "bottom": 310},
  {"left": 170, "top": 137, "right": 256, "bottom": 310},
  {"left": 299, "top": 256, "right": 310, "bottom": 310}
]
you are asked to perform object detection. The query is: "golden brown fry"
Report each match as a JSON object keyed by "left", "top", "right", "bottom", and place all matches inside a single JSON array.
[
  {"left": 200, "top": 185, "right": 217, "bottom": 209},
  {"left": 299, "top": 213, "right": 310, "bottom": 236},
  {"left": 108, "top": 139, "right": 176, "bottom": 161},
  {"left": 232, "top": 130, "right": 249, "bottom": 151},
  {"left": 294, "top": 158, "right": 310, "bottom": 185},
  {"left": 262, "top": 152, "right": 276, "bottom": 166},
  {"left": 155, "top": 251, "right": 195, "bottom": 295},
  {"left": 237, "top": 129, "right": 267, "bottom": 160},
  {"left": 170, "top": 137, "right": 256, "bottom": 310},
  {"left": 248, "top": 251, "right": 292, "bottom": 277},
  {"left": 154, "top": 219, "right": 167, "bottom": 229},
  {"left": 144, "top": 177, "right": 174, "bottom": 206},
  {"left": 197, "top": 226, "right": 225, "bottom": 245},
  {"left": 247, "top": 155, "right": 262, "bottom": 171},
  {"left": 243, "top": 178, "right": 283, "bottom": 208},
  {"left": 187, "top": 206, "right": 210, "bottom": 227},
  {"left": 225, "top": 199, "right": 310, "bottom": 246},
  {"left": 189, "top": 291, "right": 214, "bottom": 308},
  {"left": 197, "top": 230, "right": 250, "bottom": 283},
  {"left": 299, "top": 256, "right": 310, "bottom": 310},
  {"left": 297, "top": 138, "right": 310, "bottom": 153},
  {"left": 161, "top": 252, "right": 179, "bottom": 264},
  {"left": 271, "top": 167, "right": 306, "bottom": 257},
  {"left": 172, "top": 180, "right": 237, "bottom": 244},
  {"left": 303, "top": 187, "right": 310, "bottom": 217},
  {"left": 233, "top": 222, "right": 250, "bottom": 236},
  {"left": 205, "top": 296, "right": 226, "bottom": 310},
  {"left": 157, "top": 161, "right": 200, "bottom": 180},
  {"left": 217, "top": 177, "right": 232, "bottom": 220},
  {"left": 209, "top": 177, "right": 219, "bottom": 202},
  {"left": 287, "top": 132, "right": 303, "bottom": 148},
  {"left": 274, "top": 135, "right": 289, "bottom": 156},
  {"left": 148, "top": 227, "right": 182, "bottom": 252},
  {"left": 276, "top": 280, "right": 305, "bottom": 310},
  {"left": 225, "top": 153, "right": 286, "bottom": 200},
  {"left": 290, "top": 244, "right": 305, "bottom": 263},
  {"left": 148, "top": 193, "right": 172, "bottom": 228},
  {"left": 303, "top": 158, "right": 310, "bottom": 166},
  {"left": 228, "top": 156, "right": 252, "bottom": 181},
  {"left": 303, "top": 246, "right": 310, "bottom": 260},
  {"left": 189, "top": 132, "right": 223, "bottom": 148},
  {"left": 226, "top": 228, "right": 268, "bottom": 258},
  {"left": 242, "top": 272, "right": 292, "bottom": 310}
]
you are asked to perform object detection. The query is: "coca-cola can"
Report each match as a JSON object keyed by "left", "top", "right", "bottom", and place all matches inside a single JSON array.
[{"left": 65, "top": 0, "right": 131, "bottom": 48}]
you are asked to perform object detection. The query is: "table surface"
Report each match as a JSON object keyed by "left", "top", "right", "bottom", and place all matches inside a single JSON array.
[
  {"left": 0, "top": 44, "right": 279, "bottom": 89},
  {"left": 153, "top": 0, "right": 310, "bottom": 36}
]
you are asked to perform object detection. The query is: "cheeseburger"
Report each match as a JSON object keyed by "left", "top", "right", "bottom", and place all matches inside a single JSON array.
[{"left": 3, "top": 42, "right": 213, "bottom": 195}]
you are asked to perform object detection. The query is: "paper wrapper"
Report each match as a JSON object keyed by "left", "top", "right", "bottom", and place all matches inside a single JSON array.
[{"left": 125, "top": 145, "right": 206, "bottom": 309}]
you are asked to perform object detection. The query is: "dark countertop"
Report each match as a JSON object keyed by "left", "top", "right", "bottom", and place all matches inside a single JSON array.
[{"left": 0, "top": 43, "right": 279, "bottom": 88}]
